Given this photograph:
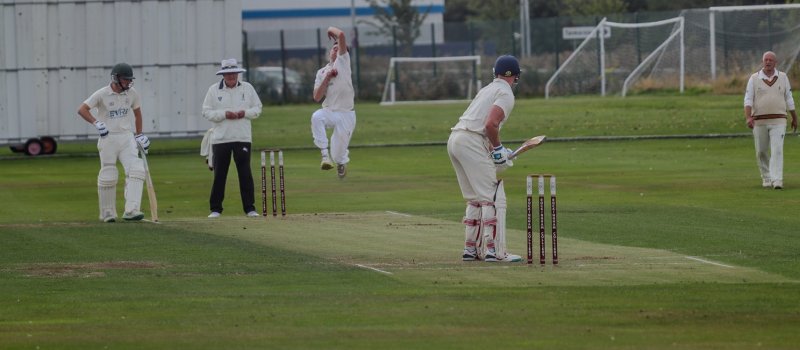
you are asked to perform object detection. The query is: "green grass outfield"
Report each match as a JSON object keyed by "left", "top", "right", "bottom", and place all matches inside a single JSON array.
[{"left": 2, "top": 94, "right": 800, "bottom": 349}]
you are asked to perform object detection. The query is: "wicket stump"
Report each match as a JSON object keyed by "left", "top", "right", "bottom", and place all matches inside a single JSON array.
[
  {"left": 261, "top": 149, "right": 287, "bottom": 217},
  {"left": 526, "top": 174, "right": 558, "bottom": 265},
  {"left": 261, "top": 151, "right": 267, "bottom": 216}
]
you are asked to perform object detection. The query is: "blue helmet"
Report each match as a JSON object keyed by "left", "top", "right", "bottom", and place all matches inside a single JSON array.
[{"left": 493, "top": 55, "right": 520, "bottom": 78}]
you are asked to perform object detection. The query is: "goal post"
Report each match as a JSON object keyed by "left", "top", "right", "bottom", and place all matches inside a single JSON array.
[
  {"left": 621, "top": 16, "right": 684, "bottom": 97},
  {"left": 708, "top": 4, "right": 800, "bottom": 81},
  {"left": 380, "top": 55, "right": 482, "bottom": 106},
  {"left": 545, "top": 16, "right": 685, "bottom": 98}
]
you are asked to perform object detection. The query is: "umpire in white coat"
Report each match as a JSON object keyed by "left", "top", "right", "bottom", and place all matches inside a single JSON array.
[
  {"left": 448, "top": 55, "right": 523, "bottom": 263},
  {"left": 202, "top": 58, "right": 263, "bottom": 218}
]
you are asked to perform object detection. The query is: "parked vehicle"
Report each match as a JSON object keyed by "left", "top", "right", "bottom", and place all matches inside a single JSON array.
[{"left": 249, "top": 66, "right": 305, "bottom": 102}]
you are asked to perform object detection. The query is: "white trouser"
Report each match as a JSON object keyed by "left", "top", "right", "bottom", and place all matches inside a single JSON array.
[
  {"left": 447, "top": 130, "right": 495, "bottom": 201},
  {"left": 311, "top": 108, "right": 356, "bottom": 165},
  {"left": 752, "top": 119, "right": 786, "bottom": 184},
  {"left": 449, "top": 130, "right": 507, "bottom": 257},
  {"left": 97, "top": 133, "right": 145, "bottom": 216}
]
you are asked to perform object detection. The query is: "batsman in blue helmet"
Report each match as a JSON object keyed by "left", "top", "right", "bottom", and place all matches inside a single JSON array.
[{"left": 447, "top": 55, "right": 523, "bottom": 263}]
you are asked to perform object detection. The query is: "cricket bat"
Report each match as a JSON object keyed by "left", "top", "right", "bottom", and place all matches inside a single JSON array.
[
  {"left": 137, "top": 143, "right": 159, "bottom": 222},
  {"left": 509, "top": 135, "right": 547, "bottom": 160}
]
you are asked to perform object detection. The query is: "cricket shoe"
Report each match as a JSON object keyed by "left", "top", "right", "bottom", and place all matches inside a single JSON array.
[
  {"left": 484, "top": 249, "right": 498, "bottom": 262},
  {"left": 500, "top": 253, "right": 523, "bottom": 263},
  {"left": 773, "top": 181, "right": 783, "bottom": 190},
  {"left": 762, "top": 179, "right": 772, "bottom": 188},
  {"left": 462, "top": 248, "right": 478, "bottom": 261},
  {"left": 101, "top": 214, "right": 117, "bottom": 223},
  {"left": 246, "top": 211, "right": 260, "bottom": 217},
  {"left": 208, "top": 212, "right": 221, "bottom": 218},
  {"left": 320, "top": 155, "right": 334, "bottom": 170},
  {"left": 122, "top": 210, "right": 144, "bottom": 221},
  {"left": 337, "top": 163, "right": 347, "bottom": 179}
]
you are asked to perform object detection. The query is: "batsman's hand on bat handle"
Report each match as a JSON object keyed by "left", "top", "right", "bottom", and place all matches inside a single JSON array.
[
  {"left": 94, "top": 120, "right": 109, "bottom": 137},
  {"left": 491, "top": 144, "right": 512, "bottom": 165},
  {"left": 135, "top": 133, "right": 150, "bottom": 152}
]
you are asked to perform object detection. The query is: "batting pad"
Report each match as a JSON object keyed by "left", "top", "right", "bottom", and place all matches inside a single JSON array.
[
  {"left": 124, "top": 168, "right": 146, "bottom": 213},
  {"left": 462, "top": 201, "right": 482, "bottom": 246},
  {"left": 480, "top": 204, "right": 497, "bottom": 254},
  {"left": 97, "top": 165, "right": 118, "bottom": 219},
  {"left": 493, "top": 181, "right": 511, "bottom": 259}
]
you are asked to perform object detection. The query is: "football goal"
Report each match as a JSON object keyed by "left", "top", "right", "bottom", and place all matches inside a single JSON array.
[
  {"left": 380, "top": 56, "right": 482, "bottom": 106},
  {"left": 545, "top": 16, "right": 684, "bottom": 98},
  {"left": 708, "top": 4, "right": 800, "bottom": 80}
]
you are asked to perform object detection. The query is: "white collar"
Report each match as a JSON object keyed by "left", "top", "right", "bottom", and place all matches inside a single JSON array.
[{"left": 758, "top": 69, "right": 779, "bottom": 80}]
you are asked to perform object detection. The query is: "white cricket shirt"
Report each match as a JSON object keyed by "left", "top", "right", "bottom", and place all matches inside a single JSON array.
[
  {"left": 314, "top": 52, "right": 354, "bottom": 112},
  {"left": 83, "top": 85, "right": 141, "bottom": 134},
  {"left": 451, "top": 78, "right": 515, "bottom": 135}
]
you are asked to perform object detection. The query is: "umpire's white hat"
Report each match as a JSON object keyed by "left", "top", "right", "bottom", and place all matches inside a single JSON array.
[{"left": 216, "top": 58, "right": 246, "bottom": 75}]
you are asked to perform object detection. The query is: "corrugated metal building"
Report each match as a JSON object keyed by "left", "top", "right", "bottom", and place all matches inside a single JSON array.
[{"left": 0, "top": 0, "right": 242, "bottom": 152}]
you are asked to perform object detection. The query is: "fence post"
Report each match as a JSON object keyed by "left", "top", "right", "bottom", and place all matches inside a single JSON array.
[
  {"left": 431, "top": 22, "right": 437, "bottom": 76},
  {"left": 280, "top": 30, "right": 287, "bottom": 104},
  {"left": 767, "top": 10, "right": 773, "bottom": 51},
  {"left": 470, "top": 22, "right": 476, "bottom": 87},
  {"left": 354, "top": 26, "right": 360, "bottom": 98},
  {"left": 511, "top": 20, "right": 517, "bottom": 56},
  {"left": 595, "top": 16, "right": 602, "bottom": 93},
  {"left": 242, "top": 30, "right": 251, "bottom": 82},
  {"left": 469, "top": 22, "right": 475, "bottom": 56},
  {"left": 722, "top": 13, "right": 728, "bottom": 74},
  {"left": 393, "top": 25, "right": 399, "bottom": 94},
  {"left": 635, "top": 12, "right": 642, "bottom": 65},
  {"left": 317, "top": 28, "right": 322, "bottom": 69},
  {"left": 392, "top": 25, "right": 398, "bottom": 57},
  {"left": 553, "top": 17, "right": 560, "bottom": 70}
]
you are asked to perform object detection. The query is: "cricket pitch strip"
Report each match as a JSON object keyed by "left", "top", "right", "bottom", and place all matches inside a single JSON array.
[{"left": 176, "top": 212, "right": 793, "bottom": 287}]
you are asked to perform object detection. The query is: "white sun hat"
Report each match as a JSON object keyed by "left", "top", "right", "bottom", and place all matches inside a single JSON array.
[{"left": 216, "top": 58, "right": 246, "bottom": 75}]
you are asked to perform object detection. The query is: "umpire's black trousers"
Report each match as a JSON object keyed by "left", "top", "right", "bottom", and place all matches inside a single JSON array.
[{"left": 210, "top": 142, "right": 256, "bottom": 214}]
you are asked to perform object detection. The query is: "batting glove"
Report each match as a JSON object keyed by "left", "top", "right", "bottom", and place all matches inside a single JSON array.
[
  {"left": 491, "top": 144, "right": 512, "bottom": 165},
  {"left": 135, "top": 134, "right": 150, "bottom": 151},
  {"left": 94, "top": 121, "right": 109, "bottom": 137},
  {"left": 496, "top": 157, "right": 514, "bottom": 173}
]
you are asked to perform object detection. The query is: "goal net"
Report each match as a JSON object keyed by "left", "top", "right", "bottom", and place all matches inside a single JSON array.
[
  {"left": 708, "top": 4, "right": 800, "bottom": 80},
  {"left": 380, "top": 56, "right": 482, "bottom": 106},
  {"left": 545, "top": 16, "right": 684, "bottom": 98}
]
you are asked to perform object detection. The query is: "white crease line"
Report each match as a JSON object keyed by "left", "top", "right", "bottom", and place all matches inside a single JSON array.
[
  {"left": 355, "top": 264, "right": 394, "bottom": 275},
  {"left": 685, "top": 256, "right": 734, "bottom": 268},
  {"left": 385, "top": 211, "right": 412, "bottom": 217}
]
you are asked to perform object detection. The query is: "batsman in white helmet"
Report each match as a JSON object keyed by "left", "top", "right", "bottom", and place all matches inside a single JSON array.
[
  {"left": 447, "top": 55, "right": 522, "bottom": 262},
  {"left": 78, "top": 63, "right": 149, "bottom": 222}
]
